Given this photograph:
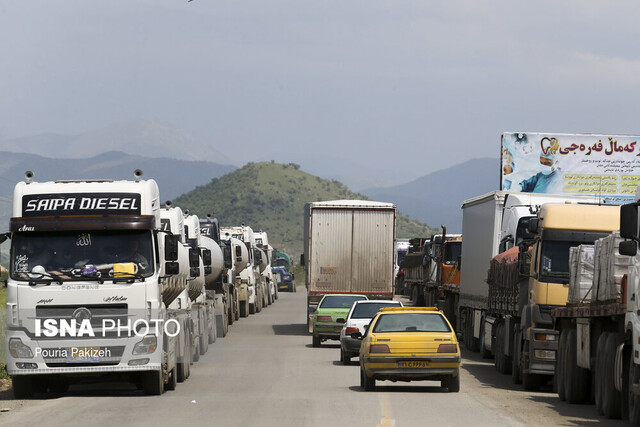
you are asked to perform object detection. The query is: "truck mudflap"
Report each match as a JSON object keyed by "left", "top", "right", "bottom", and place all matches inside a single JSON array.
[{"left": 526, "top": 327, "right": 558, "bottom": 375}]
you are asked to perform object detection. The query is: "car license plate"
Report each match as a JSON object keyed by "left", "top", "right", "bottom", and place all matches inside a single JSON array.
[
  {"left": 398, "top": 361, "right": 429, "bottom": 368},
  {"left": 67, "top": 347, "right": 101, "bottom": 363}
]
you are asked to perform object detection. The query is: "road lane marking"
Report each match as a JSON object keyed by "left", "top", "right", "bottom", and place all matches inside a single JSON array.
[{"left": 377, "top": 392, "right": 395, "bottom": 427}]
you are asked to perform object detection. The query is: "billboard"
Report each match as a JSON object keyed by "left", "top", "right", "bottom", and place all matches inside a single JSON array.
[{"left": 501, "top": 132, "right": 640, "bottom": 203}]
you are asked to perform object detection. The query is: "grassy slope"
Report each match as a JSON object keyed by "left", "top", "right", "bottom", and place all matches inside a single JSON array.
[{"left": 174, "top": 162, "right": 436, "bottom": 257}]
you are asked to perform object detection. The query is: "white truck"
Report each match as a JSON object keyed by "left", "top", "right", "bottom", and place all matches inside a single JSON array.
[
  {"left": 254, "top": 231, "right": 277, "bottom": 306},
  {"left": 301, "top": 200, "right": 396, "bottom": 332},
  {"left": 6, "top": 170, "right": 183, "bottom": 396},
  {"left": 221, "top": 226, "right": 256, "bottom": 317},
  {"left": 183, "top": 213, "right": 217, "bottom": 357},
  {"left": 200, "top": 215, "right": 234, "bottom": 337}
]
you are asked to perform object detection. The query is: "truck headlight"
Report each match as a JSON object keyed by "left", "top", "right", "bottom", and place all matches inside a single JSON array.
[
  {"left": 133, "top": 335, "right": 157, "bottom": 355},
  {"left": 534, "top": 349, "right": 556, "bottom": 360},
  {"left": 9, "top": 338, "right": 34, "bottom": 359}
]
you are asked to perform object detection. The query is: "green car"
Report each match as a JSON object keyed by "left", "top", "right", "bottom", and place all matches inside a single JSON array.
[{"left": 312, "top": 294, "right": 368, "bottom": 347}]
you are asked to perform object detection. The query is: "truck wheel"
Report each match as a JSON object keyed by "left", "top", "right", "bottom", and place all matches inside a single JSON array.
[
  {"left": 361, "top": 369, "right": 375, "bottom": 391},
  {"left": 200, "top": 330, "right": 208, "bottom": 355},
  {"left": 442, "top": 374, "right": 460, "bottom": 392},
  {"left": 495, "top": 322, "right": 511, "bottom": 374},
  {"left": 165, "top": 367, "right": 177, "bottom": 391},
  {"left": 595, "top": 332, "right": 608, "bottom": 414},
  {"left": 177, "top": 361, "right": 187, "bottom": 383},
  {"left": 522, "top": 372, "right": 541, "bottom": 391},
  {"left": 479, "top": 323, "right": 491, "bottom": 359},
  {"left": 12, "top": 376, "right": 35, "bottom": 399},
  {"left": 228, "top": 302, "right": 234, "bottom": 326},
  {"left": 628, "top": 351, "right": 640, "bottom": 424},
  {"left": 511, "top": 328, "right": 522, "bottom": 385},
  {"left": 249, "top": 303, "right": 256, "bottom": 315},
  {"left": 143, "top": 371, "right": 164, "bottom": 396},
  {"left": 312, "top": 334, "right": 321, "bottom": 348},
  {"left": 240, "top": 302, "right": 248, "bottom": 318},
  {"left": 603, "top": 333, "right": 622, "bottom": 419},
  {"left": 557, "top": 328, "right": 568, "bottom": 401},
  {"left": 565, "top": 328, "right": 589, "bottom": 404}
]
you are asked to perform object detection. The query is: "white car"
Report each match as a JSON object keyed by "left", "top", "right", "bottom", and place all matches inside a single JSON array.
[{"left": 339, "top": 299, "right": 403, "bottom": 365}]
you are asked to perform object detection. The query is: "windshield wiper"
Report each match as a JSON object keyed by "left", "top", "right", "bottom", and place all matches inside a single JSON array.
[{"left": 27, "top": 271, "right": 64, "bottom": 286}]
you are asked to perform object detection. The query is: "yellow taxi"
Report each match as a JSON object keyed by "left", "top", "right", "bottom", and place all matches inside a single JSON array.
[{"left": 356, "top": 307, "right": 460, "bottom": 392}]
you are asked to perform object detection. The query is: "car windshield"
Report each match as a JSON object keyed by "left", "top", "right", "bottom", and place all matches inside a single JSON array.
[
  {"left": 319, "top": 295, "right": 366, "bottom": 309},
  {"left": 351, "top": 302, "right": 401, "bottom": 319},
  {"left": 11, "top": 230, "right": 154, "bottom": 282},
  {"left": 372, "top": 313, "right": 451, "bottom": 333}
]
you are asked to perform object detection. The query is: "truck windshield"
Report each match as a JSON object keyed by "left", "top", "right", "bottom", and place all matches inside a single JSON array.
[
  {"left": 11, "top": 230, "right": 154, "bottom": 282},
  {"left": 444, "top": 242, "right": 461, "bottom": 264},
  {"left": 539, "top": 240, "right": 574, "bottom": 283}
]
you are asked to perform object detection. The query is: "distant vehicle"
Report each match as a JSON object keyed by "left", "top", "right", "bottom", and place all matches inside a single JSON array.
[
  {"left": 272, "top": 265, "right": 296, "bottom": 292},
  {"left": 311, "top": 294, "right": 367, "bottom": 347},
  {"left": 355, "top": 307, "right": 460, "bottom": 392},
  {"left": 302, "top": 200, "right": 396, "bottom": 333},
  {"left": 339, "top": 299, "right": 403, "bottom": 365}
]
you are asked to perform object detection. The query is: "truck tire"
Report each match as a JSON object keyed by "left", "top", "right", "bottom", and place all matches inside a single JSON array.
[
  {"left": 479, "top": 322, "right": 492, "bottom": 359},
  {"left": 495, "top": 322, "right": 511, "bottom": 374},
  {"left": 595, "top": 332, "right": 608, "bottom": 414},
  {"left": 603, "top": 332, "right": 622, "bottom": 419},
  {"left": 165, "top": 367, "right": 177, "bottom": 391},
  {"left": 442, "top": 374, "right": 460, "bottom": 392},
  {"left": 250, "top": 302, "right": 256, "bottom": 315},
  {"left": 628, "top": 352, "right": 640, "bottom": 424},
  {"left": 557, "top": 328, "right": 568, "bottom": 401},
  {"left": 312, "top": 334, "right": 321, "bottom": 348},
  {"left": 200, "top": 330, "right": 208, "bottom": 355},
  {"left": 143, "top": 370, "right": 164, "bottom": 396},
  {"left": 12, "top": 376, "right": 35, "bottom": 399},
  {"left": 512, "top": 328, "right": 522, "bottom": 385},
  {"left": 565, "top": 328, "right": 589, "bottom": 404},
  {"left": 228, "top": 302, "right": 234, "bottom": 326},
  {"left": 240, "top": 302, "right": 248, "bottom": 318}
]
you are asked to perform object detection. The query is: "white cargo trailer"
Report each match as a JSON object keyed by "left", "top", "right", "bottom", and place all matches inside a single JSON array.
[{"left": 302, "top": 200, "right": 396, "bottom": 332}]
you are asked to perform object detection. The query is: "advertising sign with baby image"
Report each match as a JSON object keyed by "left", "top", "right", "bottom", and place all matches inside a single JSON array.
[{"left": 501, "top": 132, "right": 640, "bottom": 203}]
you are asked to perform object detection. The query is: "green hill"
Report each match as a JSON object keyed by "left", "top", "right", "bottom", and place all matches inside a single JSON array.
[{"left": 174, "top": 162, "right": 436, "bottom": 257}]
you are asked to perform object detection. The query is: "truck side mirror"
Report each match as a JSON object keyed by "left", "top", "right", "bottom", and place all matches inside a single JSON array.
[
  {"left": 201, "top": 248, "right": 212, "bottom": 275},
  {"left": 164, "top": 235, "right": 179, "bottom": 261},
  {"left": 235, "top": 246, "right": 242, "bottom": 263},
  {"left": 164, "top": 261, "right": 179, "bottom": 276},
  {"left": 527, "top": 218, "right": 539, "bottom": 234},
  {"left": 189, "top": 248, "right": 200, "bottom": 268},
  {"left": 620, "top": 203, "right": 639, "bottom": 240},
  {"left": 620, "top": 240, "right": 638, "bottom": 257}
]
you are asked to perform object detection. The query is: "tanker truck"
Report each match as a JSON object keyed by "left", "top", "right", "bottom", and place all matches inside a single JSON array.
[
  {"left": 221, "top": 226, "right": 253, "bottom": 317},
  {"left": 200, "top": 215, "right": 234, "bottom": 337},
  {"left": 255, "top": 231, "right": 277, "bottom": 305},
  {"left": 183, "top": 213, "right": 218, "bottom": 357},
  {"left": 6, "top": 170, "right": 183, "bottom": 396}
]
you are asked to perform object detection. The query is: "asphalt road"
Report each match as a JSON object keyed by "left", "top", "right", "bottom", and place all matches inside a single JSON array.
[{"left": 0, "top": 290, "right": 628, "bottom": 426}]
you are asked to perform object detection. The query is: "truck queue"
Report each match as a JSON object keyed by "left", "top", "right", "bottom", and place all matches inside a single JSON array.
[{"left": 5, "top": 170, "right": 291, "bottom": 398}]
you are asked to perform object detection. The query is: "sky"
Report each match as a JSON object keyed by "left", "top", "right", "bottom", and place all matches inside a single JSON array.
[{"left": 1, "top": 1, "right": 640, "bottom": 186}]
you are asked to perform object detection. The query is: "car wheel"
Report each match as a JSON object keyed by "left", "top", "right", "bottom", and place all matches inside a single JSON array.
[
  {"left": 442, "top": 375, "right": 460, "bottom": 392},
  {"left": 361, "top": 369, "right": 375, "bottom": 391},
  {"left": 312, "top": 334, "right": 320, "bottom": 348},
  {"left": 341, "top": 348, "right": 350, "bottom": 365}
]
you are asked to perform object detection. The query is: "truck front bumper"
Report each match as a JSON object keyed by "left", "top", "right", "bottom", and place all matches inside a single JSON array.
[{"left": 526, "top": 327, "right": 558, "bottom": 375}]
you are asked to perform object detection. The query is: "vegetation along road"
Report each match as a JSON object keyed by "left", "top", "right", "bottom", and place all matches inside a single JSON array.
[{"left": 0, "top": 289, "right": 626, "bottom": 426}]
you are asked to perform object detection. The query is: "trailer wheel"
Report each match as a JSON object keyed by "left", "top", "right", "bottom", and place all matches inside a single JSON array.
[
  {"left": 595, "top": 332, "right": 607, "bottom": 414},
  {"left": 12, "top": 376, "right": 35, "bottom": 399},
  {"left": 557, "top": 329, "right": 568, "bottom": 401},
  {"left": 628, "top": 351, "right": 640, "bottom": 424},
  {"left": 603, "top": 332, "right": 622, "bottom": 419},
  {"left": 565, "top": 328, "right": 589, "bottom": 404}
]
